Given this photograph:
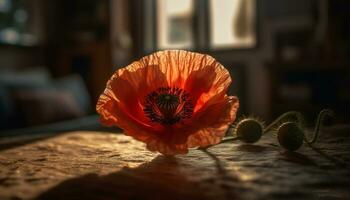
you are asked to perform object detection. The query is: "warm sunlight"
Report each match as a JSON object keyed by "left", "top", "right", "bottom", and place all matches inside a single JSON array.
[{"left": 209, "top": 0, "right": 256, "bottom": 49}]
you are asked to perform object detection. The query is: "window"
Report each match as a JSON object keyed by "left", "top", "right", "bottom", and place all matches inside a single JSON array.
[
  {"left": 157, "top": 0, "right": 194, "bottom": 49},
  {"left": 152, "top": 0, "right": 257, "bottom": 51},
  {"left": 209, "top": 0, "right": 256, "bottom": 49}
]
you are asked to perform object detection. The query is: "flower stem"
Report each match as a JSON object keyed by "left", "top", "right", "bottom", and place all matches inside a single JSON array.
[
  {"left": 299, "top": 109, "right": 344, "bottom": 166},
  {"left": 198, "top": 137, "right": 239, "bottom": 150},
  {"left": 220, "top": 137, "right": 240, "bottom": 143},
  {"left": 264, "top": 111, "right": 304, "bottom": 133},
  {"left": 304, "top": 109, "right": 334, "bottom": 144}
]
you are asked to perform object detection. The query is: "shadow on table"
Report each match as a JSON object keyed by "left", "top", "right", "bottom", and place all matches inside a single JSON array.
[
  {"left": 35, "top": 152, "right": 239, "bottom": 200},
  {"left": 0, "top": 117, "right": 122, "bottom": 151},
  {"left": 281, "top": 151, "right": 318, "bottom": 166},
  {"left": 236, "top": 144, "right": 268, "bottom": 153}
]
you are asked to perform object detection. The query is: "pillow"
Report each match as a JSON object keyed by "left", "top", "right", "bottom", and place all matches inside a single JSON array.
[
  {"left": 13, "top": 88, "right": 85, "bottom": 126},
  {"left": 0, "top": 68, "right": 51, "bottom": 129},
  {"left": 0, "top": 71, "right": 92, "bottom": 129},
  {"left": 54, "top": 74, "right": 92, "bottom": 114},
  {"left": 0, "top": 67, "right": 51, "bottom": 86}
]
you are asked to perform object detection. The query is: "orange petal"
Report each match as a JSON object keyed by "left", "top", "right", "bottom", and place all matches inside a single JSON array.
[
  {"left": 139, "top": 50, "right": 232, "bottom": 112},
  {"left": 100, "top": 64, "right": 168, "bottom": 126},
  {"left": 186, "top": 95, "right": 239, "bottom": 148},
  {"left": 144, "top": 95, "right": 239, "bottom": 154},
  {"left": 97, "top": 91, "right": 158, "bottom": 142},
  {"left": 98, "top": 92, "right": 190, "bottom": 155},
  {"left": 97, "top": 50, "right": 240, "bottom": 155},
  {"left": 184, "top": 64, "right": 231, "bottom": 111}
]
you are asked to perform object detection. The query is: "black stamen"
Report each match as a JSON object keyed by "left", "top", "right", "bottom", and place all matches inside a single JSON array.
[{"left": 143, "top": 87, "right": 194, "bottom": 125}]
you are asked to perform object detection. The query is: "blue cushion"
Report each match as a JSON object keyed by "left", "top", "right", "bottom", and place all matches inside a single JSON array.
[
  {"left": 0, "top": 68, "right": 92, "bottom": 130},
  {"left": 0, "top": 68, "right": 51, "bottom": 129}
]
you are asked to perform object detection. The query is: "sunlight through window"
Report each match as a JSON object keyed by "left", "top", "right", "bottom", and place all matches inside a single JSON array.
[
  {"left": 209, "top": 0, "right": 256, "bottom": 49},
  {"left": 157, "top": 0, "right": 194, "bottom": 49}
]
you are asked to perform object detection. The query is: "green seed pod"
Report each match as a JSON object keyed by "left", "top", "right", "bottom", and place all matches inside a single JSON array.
[
  {"left": 277, "top": 122, "right": 304, "bottom": 151},
  {"left": 235, "top": 118, "right": 263, "bottom": 143}
]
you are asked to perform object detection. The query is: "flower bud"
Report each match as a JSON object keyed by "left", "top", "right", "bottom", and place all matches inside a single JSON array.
[
  {"left": 277, "top": 122, "right": 304, "bottom": 151},
  {"left": 235, "top": 118, "right": 263, "bottom": 143}
]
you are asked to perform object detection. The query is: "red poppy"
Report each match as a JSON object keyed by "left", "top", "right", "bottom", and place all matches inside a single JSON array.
[{"left": 96, "top": 50, "right": 239, "bottom": 155}]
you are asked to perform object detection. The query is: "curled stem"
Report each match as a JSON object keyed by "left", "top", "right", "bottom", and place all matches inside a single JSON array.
[
  {"left": 264, "top": 111, "right": 304, "bottom": 133},
  {"left": 304, "top": 109, "right": 334, "bottom": 144}
]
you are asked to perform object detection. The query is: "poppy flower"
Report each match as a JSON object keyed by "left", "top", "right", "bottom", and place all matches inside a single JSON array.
[{"left": 96, "top": 50, "right": 239, "bottom": 155}]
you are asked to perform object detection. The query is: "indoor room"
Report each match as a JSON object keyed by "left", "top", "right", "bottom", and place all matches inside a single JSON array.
[{"left": 0, "top": 0, "right": 349, "bottom": 199}]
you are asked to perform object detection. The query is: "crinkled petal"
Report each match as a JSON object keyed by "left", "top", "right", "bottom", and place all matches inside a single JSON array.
[
  {"left": 97, "top": 50, "right": 240, "bottom": 155},
  {"left": 144, "top": 96, "right": 239, "bottom": 154},
  {"left": 186, "top": 95, "right": 239, "bottom": 148},
  {"left": 98, "top": 63, "right": 168, "bottom": 126}
]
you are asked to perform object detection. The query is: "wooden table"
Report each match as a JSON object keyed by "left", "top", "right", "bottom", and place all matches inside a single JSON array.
[{"left": 0, "top": 126, "right": 349, "bottom": 200}]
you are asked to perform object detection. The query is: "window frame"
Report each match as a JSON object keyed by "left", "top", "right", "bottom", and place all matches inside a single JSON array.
[{"left": 140, "top": 0, "right": 260, "bottom": 55}]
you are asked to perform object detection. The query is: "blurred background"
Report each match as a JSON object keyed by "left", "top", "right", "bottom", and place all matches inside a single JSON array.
[{"left": 0, "top": 0, "right": 349, "bottom": 134}]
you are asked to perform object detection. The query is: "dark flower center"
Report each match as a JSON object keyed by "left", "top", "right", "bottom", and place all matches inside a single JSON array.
[{"left": 143, "top": 87, "right": 194, "bottom": 125}]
